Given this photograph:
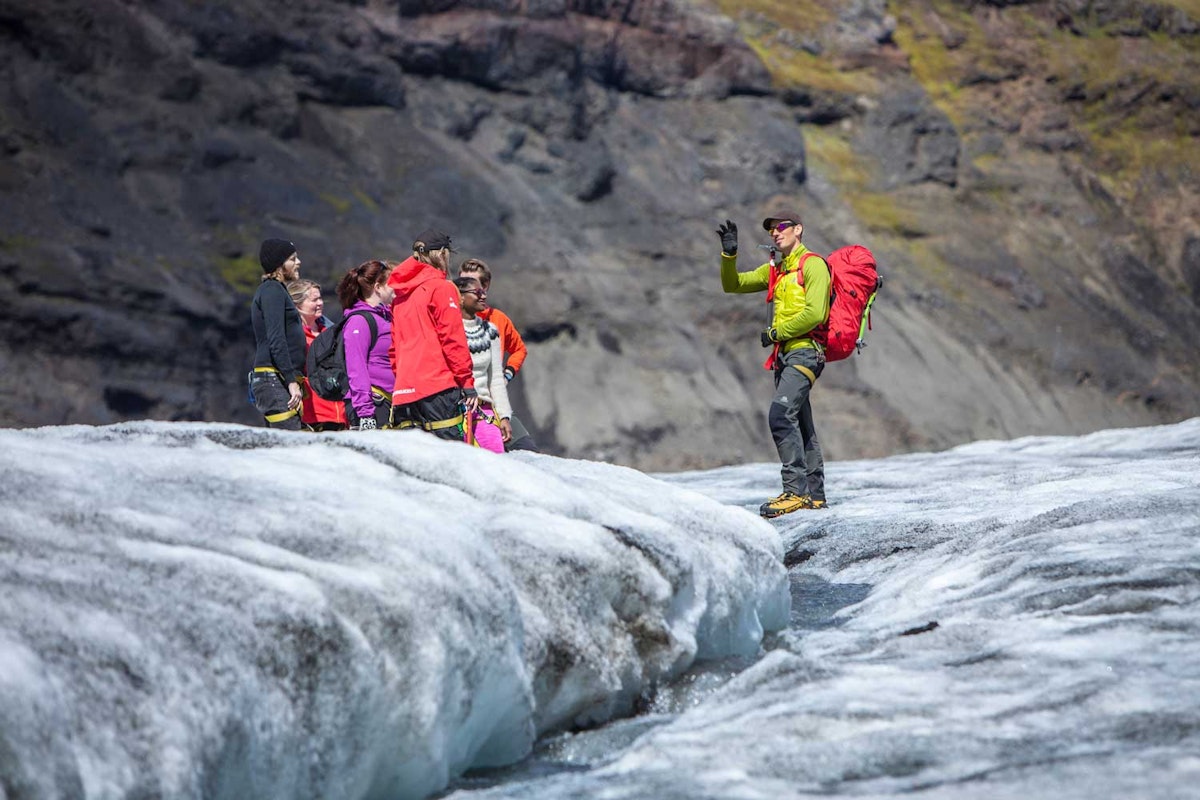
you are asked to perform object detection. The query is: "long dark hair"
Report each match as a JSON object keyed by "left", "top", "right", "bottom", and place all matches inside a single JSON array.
[{"left": 337, "top": 260, "right": 390, "bottom": 310}]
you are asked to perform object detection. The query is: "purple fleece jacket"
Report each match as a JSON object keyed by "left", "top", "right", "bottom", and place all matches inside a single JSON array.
[{"left": 343, "top": 300, "right": 394, "bottom": 420}]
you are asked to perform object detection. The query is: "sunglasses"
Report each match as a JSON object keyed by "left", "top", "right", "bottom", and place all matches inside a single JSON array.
[
  {"left": 461, "top": 287, "right": 486, "bottom": 297},
  {"left": 772, "top": 221, "right": 797, "bottom": 233}
]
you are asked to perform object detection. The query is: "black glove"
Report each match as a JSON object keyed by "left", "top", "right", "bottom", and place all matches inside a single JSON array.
[
  {"left": 760, "top": 327, "right": 778, "bottom": 348},
  {"left": 503, "top": 366, "right": 515, "bottom": 383},
  {"left": 358, "top": 418, "right": 378, "bottom": 431},
  {"left": 462, "top": 387, "right": 478, "bottom": 400},
  {"left": 716, "top": 219, "right": 738, "bottom": 255}
]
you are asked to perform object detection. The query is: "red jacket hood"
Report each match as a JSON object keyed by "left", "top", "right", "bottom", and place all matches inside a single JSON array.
[{"left": 388, "top": 256, "right": 448, "bottom": 302}]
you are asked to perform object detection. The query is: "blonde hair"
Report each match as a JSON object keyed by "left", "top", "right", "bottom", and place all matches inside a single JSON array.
[
  {"left": 286, "top": 279, "right": 319, "bottom": 307},
  {"left": 415, "top": 246, "right": 450, "bottom": 274}
]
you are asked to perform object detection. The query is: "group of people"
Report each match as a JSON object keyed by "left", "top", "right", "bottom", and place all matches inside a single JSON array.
[
  {"left": 248, "top": 207, "right": 832, "bottom": 516},
  {"left": 248, "top": 229, "right": 536, "bottom": 454}
]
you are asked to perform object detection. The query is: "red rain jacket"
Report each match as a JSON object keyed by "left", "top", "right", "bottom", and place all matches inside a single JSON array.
[{"left": 388, "top": 257, "right": 474, "bottom": 404}]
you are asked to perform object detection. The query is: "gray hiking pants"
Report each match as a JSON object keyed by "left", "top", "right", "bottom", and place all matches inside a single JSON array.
[
  {"left": 505, "top": 413, "right": 539, "bottom": 452},
  {"left": 769, "top": 347, "right": 825, "bottom": 500},
  {"left": 250, "top": 370, "right": 302, "bottom": 431}
]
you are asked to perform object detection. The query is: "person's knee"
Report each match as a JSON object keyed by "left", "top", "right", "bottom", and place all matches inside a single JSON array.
[
  {"left": 768, "top": 402, "right": 793, "bottom": 440},
  {"left": 506, "top": 434, "right": 539, "bottom": 452}
]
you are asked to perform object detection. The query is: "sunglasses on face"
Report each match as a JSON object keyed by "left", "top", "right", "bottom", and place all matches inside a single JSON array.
[
  {"left": 462, "top": 288, "right": 486, "bottom": 297},
  {"left": 772, "top": 221, "right": 797, "bottom": 233}
]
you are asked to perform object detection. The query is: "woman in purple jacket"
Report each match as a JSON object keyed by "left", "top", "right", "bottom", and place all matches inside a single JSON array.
[{"left": 335, "top": 260, "right": 395, "bottom": 430}]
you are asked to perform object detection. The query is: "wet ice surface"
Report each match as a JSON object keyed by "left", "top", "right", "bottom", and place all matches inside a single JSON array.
[
  {"left": 0, "top": 422, "right": 788, "bottom": 800},
  {"left": 446, "top": 420, "right": 1200, "bottom": 799}
]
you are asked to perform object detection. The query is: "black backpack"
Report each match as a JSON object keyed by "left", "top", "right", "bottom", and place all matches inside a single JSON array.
[{"left": 305, "top": 310, "right": 379, "bottom": 401}]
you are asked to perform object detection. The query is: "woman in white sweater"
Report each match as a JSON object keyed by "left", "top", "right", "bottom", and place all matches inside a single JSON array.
[{"left": 454, "top": 276, "right": 513, "bottom": 452}]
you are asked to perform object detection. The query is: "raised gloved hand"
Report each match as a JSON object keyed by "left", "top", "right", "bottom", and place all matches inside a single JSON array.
[
  {"left": 358, "top": 418, "right": 378, "bottom": 431},
  {"left": 760, "top": 327, "right": 779, "bottom": 348},
  {"left": 716, "top": 219, "right": 738, "bottom": 255},
  {"left": 503, "top": 366, "right": 515, "bottom": 383}
]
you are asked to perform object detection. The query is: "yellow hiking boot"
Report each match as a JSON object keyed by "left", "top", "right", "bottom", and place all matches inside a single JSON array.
[{"left": 759, "top": 491, "right": 810, "bottom": 519}]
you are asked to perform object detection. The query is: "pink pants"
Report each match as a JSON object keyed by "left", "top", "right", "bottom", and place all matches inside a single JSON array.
[{"left": 468, "top": 409, "right": 505, "bottom": 453}]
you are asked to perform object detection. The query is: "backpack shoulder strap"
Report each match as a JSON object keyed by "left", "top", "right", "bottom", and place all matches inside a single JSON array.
[
  {"left": 358, "top": 310, "right": 379, "bottom": 349},
  {"left": 795, "top": 251, "right": 822, "bottom": 289},
  {"left": 342, "top": 308, "right": 377, "bottom": 332},
  {"left": 338, "top": 309, "right": 380, "bottom": 354}
]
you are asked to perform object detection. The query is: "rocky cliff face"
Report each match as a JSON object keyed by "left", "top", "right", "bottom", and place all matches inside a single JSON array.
[{"left": 1, "top": 0, "right": 1197, "bottom": 470}]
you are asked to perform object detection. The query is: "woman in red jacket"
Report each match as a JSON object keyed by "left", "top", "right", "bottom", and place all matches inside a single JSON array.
[
  {"left": 388, "top": 229, "right": 477, "bottom": 440},
  {"left": 288, "top": 279, "right": 348, "bottom": 431}
]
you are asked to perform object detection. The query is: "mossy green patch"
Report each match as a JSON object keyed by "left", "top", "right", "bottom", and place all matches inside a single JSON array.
[
  {"left": 0, "top": 234, "right": 35, "bottom": 252},
  {"left": 803, "top": 125, "right": 924, "bottom": 236},
  {"left": 970, "top": 152, "right": 1001, "bottom": 171},
  {"left": 352, "top": 188, "right": 379, "bottom": 213},
  {"left": 712, "top": 0, "right": 877, "bottom": 94},
  {"left": 319, "top": 193, "right": 353, "bottom": 216},
  {"left": 855, "top": 192, "right": 926, "bottom": 238},
  {"left": 888, "top": 0, "right": 1199, "bottom": 209},
  {"left": 1086, "top": 125, "right": 1199, "bottom": 188},
  {"left": 1043, "top": 19, "right": 1200, "bottom": 195},
  {"left": 319, "top": 189, "right": 381, "bottom": 215},
  {"left": 888, "top": 0, "right": 1011, "bottom": 126},
  {"left": 218, "top": 253, "right": 263, "bottom": 294},
  {"left": 1159, "top": 0, "right": 1200, "bottom": 17},
  {"left": 802, "top": 125, "right": 944, "bottom": 295},
  {"left": 746, "top": 40, "right": 878, "bottom": 95},
  {"left": 906, "top": 238, "right": 965, "bottom": 299},
  {"left": 802, "top": 125, "right": 870, "bottom": 189},
  {"left": 712, "top": 0, "right": 835, "bottom": 29}
]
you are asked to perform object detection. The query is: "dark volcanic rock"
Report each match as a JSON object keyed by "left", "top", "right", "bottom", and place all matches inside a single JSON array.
[
  {"left": 780, "top": 87, "right": 858, "bottom": 124},
  {"left": 286, "top": 51, "right": 408, "bottom": 109},
  {"left": 0, "top": 0, "right": 1197, "bottom": 469},
  {"left": 562, "top": 139, "right": 616, "bottom": 201},
  {"left": 1184, "top": 235, "right": 1200, "bottom": 305},
  {"left": 859, "top": 88, "right": 960, "bottom": 188},
  {"left": 382, "top": 2, "right": 769, "bottom": 99},
  {"left": 0, "top": 0, "right": 790, "bottom": 465}
]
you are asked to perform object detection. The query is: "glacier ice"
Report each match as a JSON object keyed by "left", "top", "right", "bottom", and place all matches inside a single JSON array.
[
  {"left": 447, "top": 419, "right": 1200, "bottom": 799},
  {"left": 0, "top": 422, "right": 789, "bottom": 799}
]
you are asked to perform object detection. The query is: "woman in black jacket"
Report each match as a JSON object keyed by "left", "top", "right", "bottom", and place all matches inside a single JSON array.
[{"left": 249, "top": 238, "right": 306, "bottom": 429}]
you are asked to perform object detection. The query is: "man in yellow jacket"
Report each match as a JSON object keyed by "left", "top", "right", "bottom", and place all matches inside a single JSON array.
[{"left": 718, "top": 211, "right": 831, "bottom": 517}]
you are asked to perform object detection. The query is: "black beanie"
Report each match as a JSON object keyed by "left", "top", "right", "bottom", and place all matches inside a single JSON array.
[{"left": 259, "top": 239, "right": 296, "bottom": 273}]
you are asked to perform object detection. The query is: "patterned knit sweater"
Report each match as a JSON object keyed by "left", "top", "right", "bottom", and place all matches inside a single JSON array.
[{"left": 462, "top": 315, "right": 512, "bottom": 419}]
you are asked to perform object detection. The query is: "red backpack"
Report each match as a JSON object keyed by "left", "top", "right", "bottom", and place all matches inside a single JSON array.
[{"left": 800, "top": 245, "right": 881, "bottom": 362}]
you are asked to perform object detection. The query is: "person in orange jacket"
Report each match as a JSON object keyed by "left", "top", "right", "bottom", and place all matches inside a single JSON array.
[
  {"left": 458, "top": 258, "right": 539, "bottom": 451},
  {"left": 287, "top": 279, "right": 349, "bottom": 431},
  {"left": 388, "top": 229, "right": 477, "bottom": 440}
]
